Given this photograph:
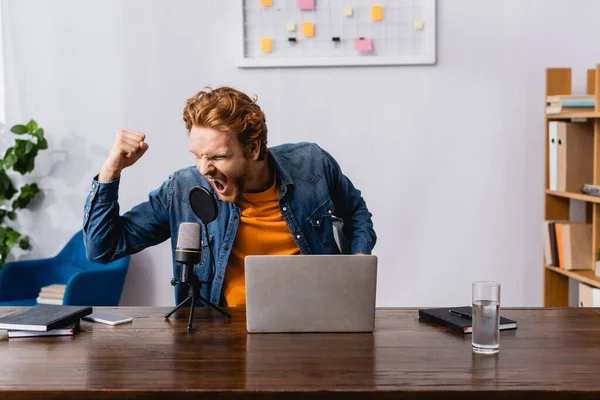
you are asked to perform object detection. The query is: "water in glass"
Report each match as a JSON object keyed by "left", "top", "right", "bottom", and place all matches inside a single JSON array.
[{"left": 472, "top": 299, "right": 499, "bottom": 354}]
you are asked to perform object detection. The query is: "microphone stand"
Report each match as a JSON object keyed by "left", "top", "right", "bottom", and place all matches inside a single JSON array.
[{"left": 165, "top": 263, "right": 231, "bottom": 332}]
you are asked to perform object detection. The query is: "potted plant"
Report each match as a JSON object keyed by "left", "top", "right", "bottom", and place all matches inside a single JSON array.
[{"left": 0, "top": 119, "right": 47, "bottom": 268}]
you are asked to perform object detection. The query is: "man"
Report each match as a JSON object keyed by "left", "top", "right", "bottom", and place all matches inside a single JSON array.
[{"left": 84, "top": 86, "right": 376, "bottom": 307}]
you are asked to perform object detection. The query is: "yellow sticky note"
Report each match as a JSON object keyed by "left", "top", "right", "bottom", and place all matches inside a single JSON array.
[
  {"left": 343, "top": 6, "right": 353, "bottom": 17},
  {"left": 286, "top": 21, "right": 296, "bottom": 32},
  {"left": 260, "top": 38, "right": 272, "bottom": 53},
  {"left": 414, "top": 20, "right": 424, "bottom": 30},
  {"left": 302, "top": 22, "right": 314, "bottom": 37},
  {"left": 371, "top": 5, "right": 383, "bottom": 21},
  {"left": 260, "top": 0, "right": 272, "bottom": 6}
]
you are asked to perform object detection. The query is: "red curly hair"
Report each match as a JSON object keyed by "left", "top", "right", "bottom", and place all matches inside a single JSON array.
[{"left": 183, "top": 86, "right": 268, "bottom": 160}]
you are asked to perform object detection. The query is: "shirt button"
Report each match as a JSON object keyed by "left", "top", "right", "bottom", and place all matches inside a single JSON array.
[
  {"left": 212, "top": 298, "right": 217, "bottom": 303},
  {"left": 201, "top": 240, "right": 204, "bottom": 245},
  {"left": 223, "top": 245, "right": 229, "bottom": 251},
  {"left": 217, "top": 275, "right": 222, "bottom": 280},
  {"left": 316, "top": 220, "right": 320, "bottom": 225},
  {"left": 92, "top": 184, "right": 96, "bottom": 189},
  {"left": 296, "top": 234, "right": 301, "bottom": 239},
  {"left": 282, "top": 207, "right": 287, "bottom": 212},
  {"left": 328, "top": 210, "right": 332, "bottom": 214},
  {"left": 233, "top": 215, "right": 238, "bottom": 220}
]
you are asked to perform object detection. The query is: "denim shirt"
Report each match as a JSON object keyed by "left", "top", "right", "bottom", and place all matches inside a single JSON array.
[{"left": 83, "top": 142, "right": 376, "bottom": 305}]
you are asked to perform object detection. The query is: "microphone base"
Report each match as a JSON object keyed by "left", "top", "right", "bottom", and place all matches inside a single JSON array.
[{"left": 164, "top": 272, "right": 231, "bottom": 332}]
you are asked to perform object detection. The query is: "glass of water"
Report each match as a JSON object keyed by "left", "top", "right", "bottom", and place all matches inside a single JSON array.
[{"left": 472, "top": 281, "right": 500, "bottom": 355}]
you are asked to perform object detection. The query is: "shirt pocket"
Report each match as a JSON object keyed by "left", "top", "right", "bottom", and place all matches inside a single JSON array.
[{"left": 307, "top": 198, "right": 335, "bottom": 249}]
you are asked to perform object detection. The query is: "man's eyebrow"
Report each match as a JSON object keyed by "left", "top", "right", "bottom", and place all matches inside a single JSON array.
[{"left": 189, "top": 150, "right": 228, "bottom": 159}]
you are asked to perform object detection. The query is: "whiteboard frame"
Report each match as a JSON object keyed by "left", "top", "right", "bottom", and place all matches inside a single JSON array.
[{"left": 236, "top": 0, "right": 436, "bottom": 68}]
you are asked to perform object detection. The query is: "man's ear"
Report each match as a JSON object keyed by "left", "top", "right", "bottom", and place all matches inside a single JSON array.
[{"left": 248, "top": 139, "right": 261, "bottom": 161}]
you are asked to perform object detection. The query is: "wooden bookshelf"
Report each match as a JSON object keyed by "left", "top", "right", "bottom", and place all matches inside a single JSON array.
[
  {"left": 546, "top": 189, "right": 600, "bottom": 204},
  {"left": 545, "top": 265, "right": 600, "bottom": 290},
  {"left": 544, "top": 65, "right": 600, "bottom": 306},
  {"left": 547, "top": 111, "right": 600, "bottom": 120}
]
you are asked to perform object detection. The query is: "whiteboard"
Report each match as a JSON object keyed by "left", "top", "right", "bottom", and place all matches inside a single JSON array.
[{"left": 237, "top": 0, "right": 436, "bottom": 68}]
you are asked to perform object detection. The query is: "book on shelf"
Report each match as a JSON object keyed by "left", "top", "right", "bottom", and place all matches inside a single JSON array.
[
  {"left": 0, "top": 304, "right": 92, "bottom": 332},
  {"left": 546, "top": 94, "right": 595, "bottom": 114},
  {"left": 418, "top": 306, "right": 517, "bottom": 334},
  {"left": 548, "top": 121, "right": 593, "bottom": 193},
  {"left": 543, "top": 221, "right": 592, "bottom": 270},
  {"left": 7, "top": 320, "right": 80, "bottom": 338},
  {"left": 581, "top": 184, "right": 600, "bottom": 197}
]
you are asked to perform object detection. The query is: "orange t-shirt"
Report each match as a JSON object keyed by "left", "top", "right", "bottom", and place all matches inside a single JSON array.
[{"left": 222, "top": 175, "right": 300, "bottom": 307}]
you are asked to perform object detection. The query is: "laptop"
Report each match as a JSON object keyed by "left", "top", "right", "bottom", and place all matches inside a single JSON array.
[{"left": 245, "top": 255, "right": 378, "bottom": 333}]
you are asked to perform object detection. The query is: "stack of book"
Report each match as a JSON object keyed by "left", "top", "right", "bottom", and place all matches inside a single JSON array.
[
  {"left": 546, "top": 94, "right": 595, "bottom": 114},
  {"left": 0, "top": 304, "right": 92, "bottom": 339},
  {"left": 37, "top": 284, "right": 66, "bottom": 305},
  {"left": 543, "top": 221, "right": 592, "bottom": 270}
]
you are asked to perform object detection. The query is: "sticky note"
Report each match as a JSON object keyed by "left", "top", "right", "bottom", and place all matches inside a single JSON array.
[
  {"left": 286, "top": 21, "right": 297, "bottom": 32},
  {"left": 354, "top": 38, "right": 373, "bottom": 52},
  {"left": 302, "top": 22, "right": 314, "bottom": 37},
  {"left": 298, "top": 0, "right": 315, "bottom": 10},
  {"left": 371, "top": 5, "right": 383, "bottom": 21},
  {"left": 414, "top": 20, "right": 424, "bottom": 30},
  {"left": 343, "top": 6, "right": 353, "bottom": 17},
  {"left": 261, "top": 38, "right": 272, "bottom": 53},
  {"left": 260, "top": 0, "right": 272, "bottom": 6}
]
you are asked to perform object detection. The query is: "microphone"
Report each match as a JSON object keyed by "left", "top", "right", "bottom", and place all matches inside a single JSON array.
[
  {"left": 175, "top": 222, "right": 201, "bottom": 284},
  {"left": 164, "top": 186, "right": 231, "bottom": 330}
]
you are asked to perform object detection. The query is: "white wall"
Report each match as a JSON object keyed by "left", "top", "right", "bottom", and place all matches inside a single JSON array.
[{"left": 3, "top": 0, "right": 598, "bottom": 307}]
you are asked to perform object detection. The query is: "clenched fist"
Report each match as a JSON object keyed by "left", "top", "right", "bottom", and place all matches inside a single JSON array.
[{"left": 98, "top": 129, "right": 149, "bottom": 182}]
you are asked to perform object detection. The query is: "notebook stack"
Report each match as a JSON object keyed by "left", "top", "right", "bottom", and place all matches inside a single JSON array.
[
  {"left": 0, "top": 304, "right": 92, "bottom": 339},
  {"left": 37, "top": 284, "right": 66, "bottom": 305}
]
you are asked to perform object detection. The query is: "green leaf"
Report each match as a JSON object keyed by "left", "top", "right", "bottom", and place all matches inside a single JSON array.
[
  {"left": 12, "top": 183, "right": 40, "bottom": 210},
  {"left": 0, "top": 170, "right": 17, "bottom": 200},
  {"left": 19, "top": 236, "right": 30, "bottom": 250},
  {"left": 34, "top": 128, "right": 45, "bottom": 139},
  {"left": 10, "top": 125, "right": 28, "bottom": 134},
  {"left": 12, "top": 140, "right": 38, "bottom": 174},
  {"left": 26, "top": 120, "right": 38, "bottom": 133},
  {"left": 37, "top": 138, "right": 48, "bottom": 150},
  {"left": 3, "top": 148, "right": 16, "bottom": 169},
  {"left": 1, "top": 227, "right": 21, "bottom": 249}
]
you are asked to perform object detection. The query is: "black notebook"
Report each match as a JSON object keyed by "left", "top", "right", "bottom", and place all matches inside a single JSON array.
[
  {"left": 0, "top": 304, "right": 92, "bottom": 332},
  {"left": 418, "top": 306, "right": 517, "bottom": 334}
]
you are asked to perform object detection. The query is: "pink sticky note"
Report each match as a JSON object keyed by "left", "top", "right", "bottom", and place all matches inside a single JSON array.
[
  {"left": 354, "top": 38, "right": 373, "bottom": 52},
  {"left": 298, "top": 0, "right": 316, "bottom": 10}
]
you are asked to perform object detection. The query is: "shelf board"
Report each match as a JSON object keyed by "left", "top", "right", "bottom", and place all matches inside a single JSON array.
[
  {"left": 546, "top": 110, "right": 600, "bottom": 119},
  {"left": 545, "top": 265, "right": 600, "bottom": 289},
  {"left": 545, "top": 189, "right": 600, "bottom": 203}
]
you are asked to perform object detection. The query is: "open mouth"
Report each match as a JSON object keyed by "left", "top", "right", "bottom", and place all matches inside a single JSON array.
[{"left": 209, "top": 177, "right": 228, "bottom": 194}]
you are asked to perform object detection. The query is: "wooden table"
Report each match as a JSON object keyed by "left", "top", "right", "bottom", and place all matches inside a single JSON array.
[{"left": 1, "top": 307, "right": 600, "bottom": 399}]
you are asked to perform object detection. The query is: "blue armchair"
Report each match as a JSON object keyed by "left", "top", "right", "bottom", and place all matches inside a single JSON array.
[{"left": 0, "top": 230, "right": 130, "bottom": 306}]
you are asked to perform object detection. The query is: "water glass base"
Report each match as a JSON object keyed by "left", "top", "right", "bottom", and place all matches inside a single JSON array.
[{"left": 472, "top": 345, "right": 499, "bottom": 355}]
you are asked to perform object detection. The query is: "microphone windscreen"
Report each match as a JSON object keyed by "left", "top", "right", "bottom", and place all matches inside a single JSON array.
[
  {"left": 189, "top": 186, "right": 218, "bottom": 224},
  {"left": 176, "top": 222, "right": 201, "bottom": 250}
]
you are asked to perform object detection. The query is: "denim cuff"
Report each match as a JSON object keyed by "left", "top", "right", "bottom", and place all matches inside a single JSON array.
[
  {"left": 90, "top": 174, "right": 120, "bottom": 203},
  {"left": 349, "top": 239, "right": 373, "bottom": 255}
]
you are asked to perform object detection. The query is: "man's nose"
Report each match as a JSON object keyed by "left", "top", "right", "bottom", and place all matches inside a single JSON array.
[{"left": 198, "top": 158, "right": 215, "bottom": 176}]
